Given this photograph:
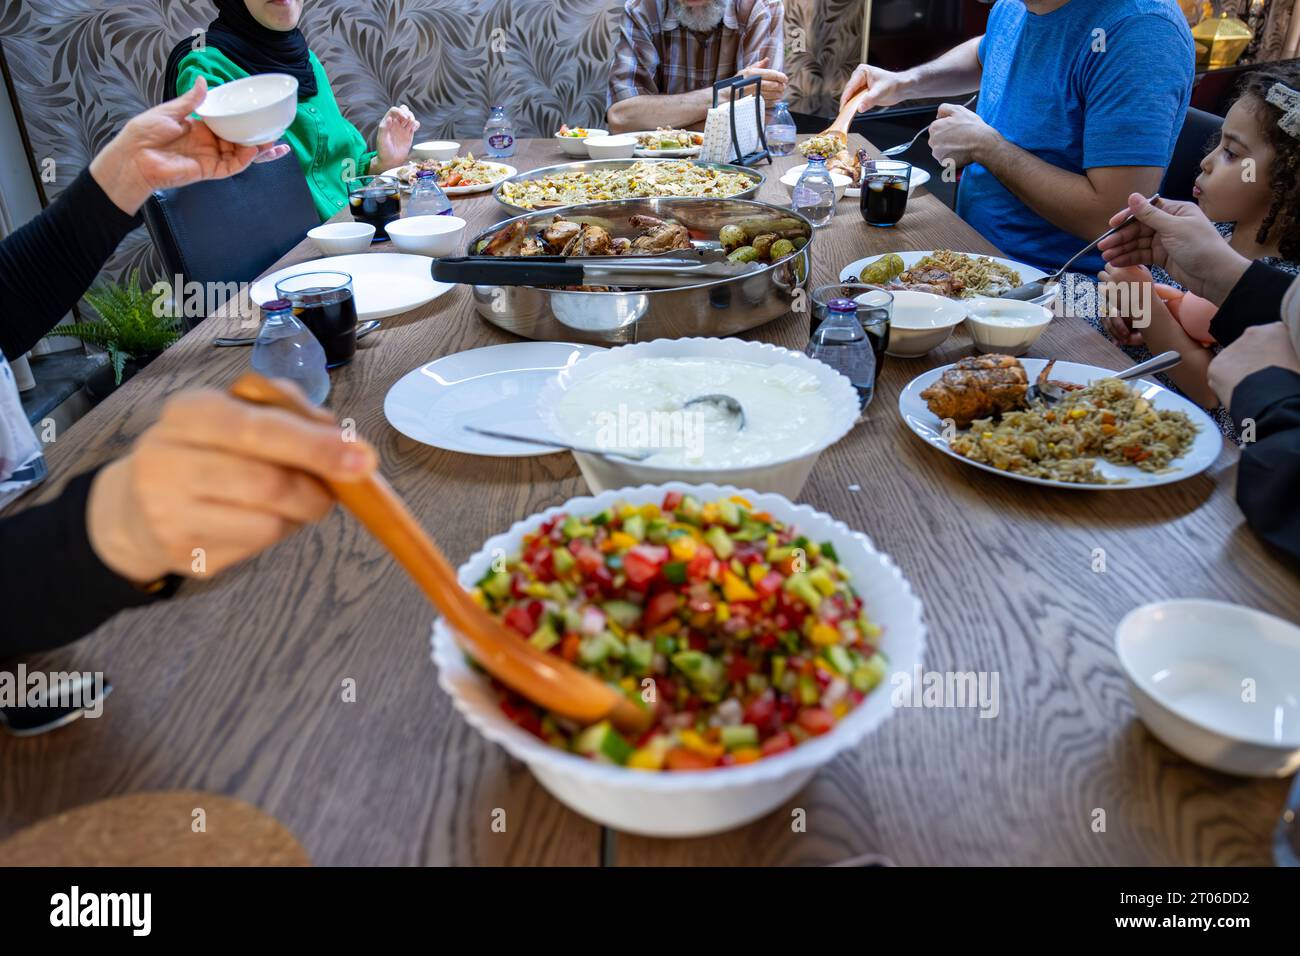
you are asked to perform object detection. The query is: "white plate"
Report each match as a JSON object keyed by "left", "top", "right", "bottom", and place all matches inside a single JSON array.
[
  {"left": 383, "top": 342, "right": 605, "bottom": 457},
  {"left": 380, "top": 161, "right": 516, "bottom": 195},
  {"left": 627, "top": 130, "right": 703, "bottom": 158},
  {"left": 786, "top": 163, "right": 931, "bottom": 197},
  {"left": 898, "top": 358, "right": 1222, "bottom": 490},
  {"left": 251, "top": 253, "right": 452, "bottom": 321},
  {"left": 840, "top": 250, "right": 1048, "bottom": 298}
]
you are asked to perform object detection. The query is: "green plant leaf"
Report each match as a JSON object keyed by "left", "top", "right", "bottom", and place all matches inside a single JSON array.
[{"left": 49, "top": 268, "right": 181, "bottom": 363}]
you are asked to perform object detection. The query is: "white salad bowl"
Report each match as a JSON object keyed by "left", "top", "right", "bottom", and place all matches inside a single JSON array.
[
  {"left": 430, "top": 481, "right": 926, "bottom": 836},
  {"left": 780, "top": 168, "right": 854, "bottom": 202},
  {"left": 383, "top": 215, "right": 467, "bottom": 258},
  {"left": 884, "top": 290, "right": 968, "bottom": 357},
  {"left": 584, "top": 134, "right": 638, "bottom": 159},
  {"left": 307, "top": 221, "right": 376, "bottom": 255},
  {"left": 194, "top": 73, "right": 298, "bottom": 146},
  {"left": 556, "top": 129, "right": 606, "bottom": 157},
  {"left": 963, "top": 297, "right": 1053, "bottom": 356},
  {"left": 1116, "top": 600, "right": 1300, "bottom": 777},
  {"left": 536, "top": 337, "right": 861, "bottom": 498},
  {"left": 411, "top": 140, "right": 460, "bottom": 162}
]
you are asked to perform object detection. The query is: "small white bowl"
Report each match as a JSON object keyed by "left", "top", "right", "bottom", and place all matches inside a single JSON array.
[
  {"left": 584, "top": 134, "right": 637, "bottom": 159},
  {"left": 308, "top": 221, "right": 375, "bottom": 255},
  {"left": 194, "top": 73, "right": 298, "bottom": 146},
  {"left": 537, "top": 337, "right": 860, "bottom": 498},
  {"left": 963, "top": 297, "right": 1052, "bottom": 356},
  {"left": 1116, "top": 600, "right": 1300, "bottom": 777},
  {"left": 556, "top": 128, "right": 606, "bottom": 157},
  {"left": 411, "top": 140, "right": 459, "bottom": 162},
  {"left": 885, "top": 290, "right": 968, "bottom": 357},
  {"left": 780, "top": 167, "right": 854, "bottom": 203},
  {"left": 430, "top": 481, "right": 926, "bottom": 836},
  {"left": 383, "top": 215, "right": 467, "bottom": 257}
]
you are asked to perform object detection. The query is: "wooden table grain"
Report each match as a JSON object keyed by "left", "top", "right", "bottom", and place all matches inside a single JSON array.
[{"left": 3, "top": 139, "right": 1296, "bottom": 866}]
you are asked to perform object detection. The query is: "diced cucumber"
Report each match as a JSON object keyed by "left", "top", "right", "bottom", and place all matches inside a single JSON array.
[
  {"left": 720, "top": 724, "right": 759, "bottom": 750},
  {"left": 771, "top": 655, "right": 787, "bottom": 688},
  {"left": 645, "top": 518, "right": 671, "bottom": 544},
  {"left": 676, "top": 494, "right": 702, "bottom": 523},
  {"left": 799, "top": 675, "right": 821, "bottom": 705},
  {"left": 528, "top": 620, "right": 560, "bottom": 652},
  {"left": 671, "top": 650, "right": 724, "bottom": 689},
  {"left": 575, "top": 721, "right": 633, "bottom": 764},
  {"left": 730, "top": 520, "right": 767, "bottom": 541},
  {"left": 626, "top": 636, "right": 654, "bottom": 674},
  {"left": 808, "top": 566, "right": 836, "bottom": 596},
  {"left": 602, "top": 600, "right": 643, "bottom": 630},
  {"left": 562, "top": 515, "right": 594, "bottom": 539},
  {"left": 662, "top": 561, "right": 688, "bottom": 584},
  {"left": 478, "top": 570, "right": 511, "bottom": 600},
  {"left": 590, "top": 508, "right": 614, "bottom": 526},
  {"left": 783, "top": 572, "right": 822, "bottom": 610},
  {"left": 717, "top": 499, "right": 741, "bottom": 527},
  {"left": 745, "top": 672, "right": 769, "bottom": 694},
  {"left": 851, "top": 653, "right": 889, "bottom": 693},
  {"left": 622, "top": 514, "right": 646, "bottom": 541},
  {"left": 826, "top": 644, "right": 854, "bottom": 675},
  {"left": 552, "top": 547, "right": 575, "bottom": 574},
  {"left": 819, "top": 541, "right": 839, "bottom": 561},
  {"left": 704, "top": 525, "right": 734, "bottom": 560},
  {"left": 654, "top": 633, "right": 677, "bottom": 656}
]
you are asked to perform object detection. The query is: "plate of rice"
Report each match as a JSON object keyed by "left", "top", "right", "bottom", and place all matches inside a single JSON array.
[{"left": 898, "top": 358, "right": 1222, "bottom": 489}]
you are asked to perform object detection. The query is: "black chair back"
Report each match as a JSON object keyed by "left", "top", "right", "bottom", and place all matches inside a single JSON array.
[
  {"left": 1160, "top": 107, "right": 1224, "bottom": 203},
  {"left": 142, "top": 154, "right": 319, "bottom": 330}
]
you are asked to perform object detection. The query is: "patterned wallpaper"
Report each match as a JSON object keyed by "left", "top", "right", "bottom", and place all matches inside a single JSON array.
[{"left": 0, "top": 0, "right": 865, "bottom": 286}]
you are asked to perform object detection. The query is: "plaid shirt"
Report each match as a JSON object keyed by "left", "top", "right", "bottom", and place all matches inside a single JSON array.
[{"left": 608, "top": 0, "right": 784, "bottom": 106}]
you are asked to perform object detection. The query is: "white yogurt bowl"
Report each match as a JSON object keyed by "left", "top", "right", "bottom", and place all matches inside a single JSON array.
[
  {"left": 963, "top": 297, "right": 1052, "bottom": 356},
  {"left": 194, "top": 73, "right": 298, "bottom": 146},
  {"left": 1116, "top": 600, "right": 1300, "bottom": 777},
  {"left": 885, "top": 290, "right": 968, "bottom": 357},
  {"left": 383, "top": 215, "right": 467, "bottom": 257},
  {"left": 780, "top": 167, "right": 854, "bottom": 203},
  {"left": 584, "top": 134, "right": 638, "bottom": 159},
  {"left": 307, "top": 221, "right": 376, "bottom": 255},
  {"left": 537, "top": 337, "right": 861, "bottom": 498},
  {"left": 430, "top": 481, "right": 926, "bottom": 836},
  {"left": 556, "top": 128, "right": 607, "bottom": 157},
  {"left": 411, "top": 140, "right": 460, "bottom": 162}
]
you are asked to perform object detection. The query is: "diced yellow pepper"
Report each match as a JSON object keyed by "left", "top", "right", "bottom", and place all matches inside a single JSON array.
[
  {"left": 638, "top": 503, "right": 660, "bottom": 518},
  {"left": 525, "top": 582, "right": 550, "bottom": 598},
  {"left": 715, "top": 602, "right": 731, "bottom": 623},
  {"left": 470, "top": 588, "right": 486, "bottom": 607},
  {"left": 810, "top": 623, "right": 841, "bottom": 647},
  {"left": 747, "top": 562, "right": 770, "bottom": 585},
  {"left": 832, "top": 700, "right": 850, "bottom": 719},
  {"left": 669, "top": 536, "right": 698, "bottom": 561},
  {"left": 722, "top": 570, "right": 758, "bottom": 602},
  {"left": 609, "top": 531, "right": 638, "bottom": 551},
  {"left": 862, "top": 620, "right": 882, "bottom": 639},
  {"left": 627, "top": 747, "right": 666, "bottom": 771},
  {"left": 701, "top": 502, "right": 720, "bottom": 523},
  {"left": 679, "top": 730, "right": 725, "bottom": 760},
  {"left": 728, "top": 494, "right": 752, "bottom": 508},
  {"left": 1069, "top": 408, "right": 1088, "bottom": 419},
  {"left": 619, "top": 676, "right": 638, "bottom": 693},
  {"left": 731, "top": 747, "right": 762, "bottom": 764},
  {"left": 619, "top": 504, "right": 639, "bottom": 518}
]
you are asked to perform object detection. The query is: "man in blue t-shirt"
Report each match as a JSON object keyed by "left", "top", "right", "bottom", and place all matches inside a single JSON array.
[{"left": 839, "top": 0, "right": 1194, "bottom": 273}]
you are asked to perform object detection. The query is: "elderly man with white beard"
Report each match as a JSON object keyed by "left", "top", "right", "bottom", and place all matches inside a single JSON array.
[{"left": 607, "top": 0, "right": 787, "bottom": 133}]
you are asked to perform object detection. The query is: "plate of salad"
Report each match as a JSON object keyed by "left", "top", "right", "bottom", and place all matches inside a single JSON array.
[{"left": 431, "top": 482, "right": 925, "bottom": 836}]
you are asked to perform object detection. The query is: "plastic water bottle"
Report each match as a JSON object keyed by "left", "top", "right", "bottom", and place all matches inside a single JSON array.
[
  {"left": 806, "top": 298, "right": 878, "bottom": 411},
  {"left": 407, "top": 170, "right": 452, "bottom": 217},
  {"left": 792, "top": 154, "right": 835, "bottom": 226},
  {"left": 250, "top": 299, "right": 330, "bottom": 406},
  {"left": 483, "top": 105, "right": 515, "bottom": 158},
  {"left": 766, "top": 100, "right": 797, "bottom": 157}
]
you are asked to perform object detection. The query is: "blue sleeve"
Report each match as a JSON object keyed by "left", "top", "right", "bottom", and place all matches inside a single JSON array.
[
  {"left": 977, "top": 1, "right": 1010, "bottom": 65},
  {"left": 1080, "top": 14, "right": 1194, "bottom": 170}
]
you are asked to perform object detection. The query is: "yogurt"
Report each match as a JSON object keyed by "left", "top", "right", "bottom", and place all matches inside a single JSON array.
[{"left": 554, "top": 357, "right": 835, "bottom": 468}]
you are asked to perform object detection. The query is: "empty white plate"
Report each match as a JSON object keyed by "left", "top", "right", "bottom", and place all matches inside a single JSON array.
[
  {"left": 250, "top": 253, "right": 452, "bottom": 321},
  {"left": 384, "top": 341, "right": 605, "bottom": 457}
]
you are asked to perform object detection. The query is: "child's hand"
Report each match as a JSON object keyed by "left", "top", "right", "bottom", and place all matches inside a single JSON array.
[{"left": 1096, "top": 263, "right": 1152, "bottom": 345}]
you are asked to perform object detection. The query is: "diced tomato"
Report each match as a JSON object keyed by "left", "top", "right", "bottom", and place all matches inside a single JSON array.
[
  {"left": 509, "top": 573, "right": 529, "bottom": 599},
  {"left": 687, "top": 632, "right": 708, "bottom": 651},
  {"left": 797, "top": 707, "right": 836, "bottom": 736},
  {"left": 499, "top": 698, "right": 543, "bottom": 737},
  {"left": 755, "top": 632, "right": 777, "bottom": 649},
  {"left": 813, "top": 667, "right": 833, "bottom": 688},
  {"left": 744, "top": 689, "right": 777, "bottom": 729},
  {"left": 755, "top": 570, "right": 785, "bottom": 598},
  {"left": 686, "top": 545, "right": 716, "bottom": 581},
  {"left": 574, "top": 544, "right": 604, "bottom": 575},
  {"left": 727, "top": 657, "right": 754, "bottom": 683},
  {"left": 589, "top": 564, "right": 614, "bottom": 592},
  {"left": 624, "top": 544, "right": 669, "bottom": 587},
  {"left": 777, "top": 693, "right": 797, "bottom": 722},
  {"left": 662, "top": 491, "right": 683, "bottom": 512},
  {"left": 733, "top": 543, "right": 765, "bottom": 565},
  {"left": 644, "top": 590, "right": 681, "bottom": 629},
  {"left": 503, "top": 604, "right": 536, "bottom": 636},
  {"left": 665, "top": 747, "right": 715, "bottom": 771},
  {"left": 529, "top": 548, "right": 555, "bottom": 582},
  {"left": 760, "top": 731, "right": 794, "bottom": 756}
]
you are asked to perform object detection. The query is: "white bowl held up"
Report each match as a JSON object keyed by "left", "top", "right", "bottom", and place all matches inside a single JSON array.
[
  {"left": 536, "top": 337, "right": 861, "bottom": 498},
  {"left": 1116, "top": 600, "right": 1300, "bottom": 777},
  {"left": 383, "top": 215, "right": 467, "bottom": 258},
  {"left": 963, "top": 297, "right": 1052, "bottom": 356},
  {"left": 411, "top": 140, "right": 460, "bottom": 162},
  {"left": 884, "top": 290, "right": 967, "bottom": 357},
  {"left": 308, "top": 221, "right": 375, "bottom": 256},
  {"left": 194, "top": 73, "right": 298, "bottom": 146},
  {"left": 430, "top": 481, "right": 926, "bottom": 836}
]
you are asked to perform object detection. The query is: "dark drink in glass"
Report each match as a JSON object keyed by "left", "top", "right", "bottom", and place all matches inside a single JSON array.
[
  {"left": 274, "top": 271, "right": 358, "bottom": 368},
  {"left": 347, "top": 175, "right": 401, "bottom": 239},
  {"left": 859, "top": 160, "right": 911, "bottom": 228}
]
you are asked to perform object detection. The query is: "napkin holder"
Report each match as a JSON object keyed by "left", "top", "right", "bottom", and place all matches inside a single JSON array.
[{"left": 701, "top": 75, "right": 770, "bottom": 167}]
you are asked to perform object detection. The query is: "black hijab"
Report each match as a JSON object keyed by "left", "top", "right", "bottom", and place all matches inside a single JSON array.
[{"left": 164, "top": 0, "right": 318, "bottom": 102}]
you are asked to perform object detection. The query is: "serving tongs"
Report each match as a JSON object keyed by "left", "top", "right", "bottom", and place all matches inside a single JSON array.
[
  {"left": 433, "top": 251, "right": 761, "bottom": 289},
  {"left": 228, "top": 371, "right": 651, "bottom": 735}
]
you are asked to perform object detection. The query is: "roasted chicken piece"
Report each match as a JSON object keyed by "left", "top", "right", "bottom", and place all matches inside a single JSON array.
[
  {"left": 891, "top": 266, "right": 964, "bottom": 299},
  {"left": 610, "top": 237, "right": 633, "bottom": 255},
  {"left": 480, "top": 220, "right": 528, "bottom": 256},
  {"left": 559, "top": 223, "right": 613, "bottom": 257},
  {"left": 541, "top": 217, "right": 582, "bottom": 252},
  {"left": 920, "top": 354, "right": 1029, "bottom": 427},
  {"left": 628, "top": 214, "right": 693, "bottom": 253}
]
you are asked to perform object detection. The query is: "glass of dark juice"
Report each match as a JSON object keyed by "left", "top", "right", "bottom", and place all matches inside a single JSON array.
[
  {"left": 859, "top": 160, "right": 912, "bottom": 228},
  {"left": 346, "top": 175, "right": 401, "bottom": 240},
  {"left": 274, "top": 271, "right": 358, "bottom": 368}
]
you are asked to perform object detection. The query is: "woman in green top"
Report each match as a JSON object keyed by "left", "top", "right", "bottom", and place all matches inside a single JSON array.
[{"left": 164, "top": 0, "right": 419, "bottom": 221}]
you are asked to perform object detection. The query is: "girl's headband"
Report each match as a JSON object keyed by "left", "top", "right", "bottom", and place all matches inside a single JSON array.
[{"left": 1264, "top": 82, "right": 1300, "bottom": 140}]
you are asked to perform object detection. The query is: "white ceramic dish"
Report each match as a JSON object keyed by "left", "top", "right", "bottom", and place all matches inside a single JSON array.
[
  {"left": 555, "top": 128, "right": 607, "bottom": 157},
  {"left": 780, "top": 168, "right": 854, "bottom": 203},
  {"left": 898, "top": 358, "right": 1223, "bottom": 490},
  {"left": 584, "top": 134, "right": 638, "bottom": 159},
  {"left": 1116, "top": 600, "right": 1300, "bottom": 777},
  {"left": 627, "top": 130, "right": 704, "bottom": 158},
  {"left": 430, "top": 481, "right": 926, "bottom": 836},
  {"left": 383, "top": 215, "right": 467, "bottom": 258},
  {"left": 884, "top": 290, "right": 968, "bottom": 357},
  {"left": 785, "top": 163, "right": 930, "bottom": 197},
  {"left": 380, "top": 161, "right": 516, "bottom": 196},
  {"left": 536, "top": 337, "right": 861, "bottom": 498},
  {"left": 194, "top": 73, "right": 297, "bottom": 146},
  {"left": 307, "top": 221, "right": 375, "bottom": 256},
  {"left": 384, "top": 342, "right": 605, "bottom": 457},
  {"left": 963, "top": 297, "right": 1053, "bottom": 356},
  {"left": 840, "top": 250, "right": 1049, "bottom": 299},
  {"left": 411, "top": 140, "right": 460, "bottom": 161},
  {"left": 250, "top": 253, "right": 453, "bottom": 321}
]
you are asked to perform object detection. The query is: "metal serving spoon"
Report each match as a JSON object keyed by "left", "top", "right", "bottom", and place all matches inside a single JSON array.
[
  {"left": 461, "top": 425, "right": 656, "bottom": 461},
  {"left": 1027, "top": 350, "right": 1182, "bottom": 405},
  {"left": 0, "top": 676, "right": 112, "bottom": 737},
  {"left": 684, "top": 393, "right": 746, "bottom": 430},
  {"left": 213, "top": 319, "right": 381, "bottom": 347}
]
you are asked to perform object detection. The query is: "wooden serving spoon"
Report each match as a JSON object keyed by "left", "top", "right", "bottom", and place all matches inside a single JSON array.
[
  {"left": 818, "top": 89, "right": 872, "bottom": 146},
  {"left": 229, "top": 372, "right": 651, "bottom": 735}
]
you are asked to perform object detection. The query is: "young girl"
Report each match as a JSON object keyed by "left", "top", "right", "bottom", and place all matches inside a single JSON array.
[{"left": 1094, "top": 64, "right": 1300, "bottom": 421}]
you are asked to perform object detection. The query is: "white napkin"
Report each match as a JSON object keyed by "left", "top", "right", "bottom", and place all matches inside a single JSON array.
[{"left": 701, "top": 94, "right": 764, "bottom": 165}]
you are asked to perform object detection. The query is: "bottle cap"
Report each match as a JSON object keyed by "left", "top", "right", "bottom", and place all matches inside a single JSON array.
[
  {"left": 261, "top": 299, "right": 293, "bottom": 313},
  {"left": 416, "top": 169, "right": 436, "bottom": 179},
  {"left": 827, "top": 298, "right": 858, "bottom": 313}
]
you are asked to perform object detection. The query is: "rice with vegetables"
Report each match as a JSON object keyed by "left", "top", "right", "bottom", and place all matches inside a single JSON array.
[
  {"left": 497, "top": 160, "right": 755, "bottom": 209},
  {"left": 949, "top": 378, "right": 1198, "bottom": 483}
]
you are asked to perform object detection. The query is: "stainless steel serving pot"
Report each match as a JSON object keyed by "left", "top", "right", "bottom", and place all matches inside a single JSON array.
[
  {"left": 462, "top": 197, "right": 814, "bottom": 345},
  {"left": 491, "top": 158, "right": 765, "bottom": 215}
]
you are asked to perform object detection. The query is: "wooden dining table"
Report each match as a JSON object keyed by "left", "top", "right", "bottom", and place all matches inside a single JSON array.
[{"left": 3, "top": 136, "right": 1296, "bottom": 866}]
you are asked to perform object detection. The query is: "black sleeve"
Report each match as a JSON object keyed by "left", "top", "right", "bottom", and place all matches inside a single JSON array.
[
  {"left": 0, "top": 168, "right": 142, "bottom": 362},
  {"left": 0, "top": 470, "right": 179, "bottom": 656},
  {"left": 1210, "top": 262, "right": 1298, "bottom": 347},
  {"left": 1230, "top": 367, "right": 1300, "bottom": 562}
]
